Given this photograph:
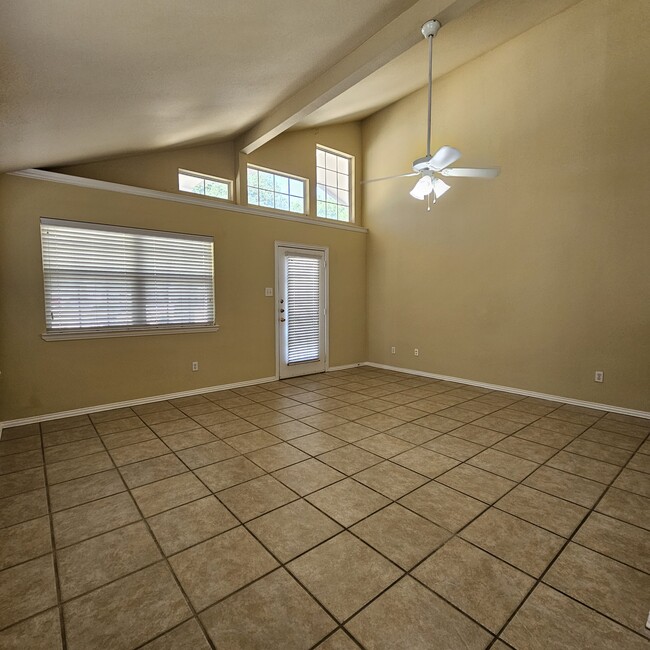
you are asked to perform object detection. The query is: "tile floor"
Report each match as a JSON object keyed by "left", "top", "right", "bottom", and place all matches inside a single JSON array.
[{"left": 0, "top": 367, "right": 649, "bottom": 649}]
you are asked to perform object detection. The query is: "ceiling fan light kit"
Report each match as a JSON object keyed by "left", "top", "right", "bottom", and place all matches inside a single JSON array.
[{"left": 362, "top": 19, "right": 500, "bottom": 208}]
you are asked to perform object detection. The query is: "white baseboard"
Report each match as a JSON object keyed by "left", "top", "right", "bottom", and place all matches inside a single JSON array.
[
  {"left": 364, "top": 362, "right": 650, "bottom": 420},
  {"left": 0, "top": 375, "right": 278, "bottom": 434},
  {"left": 3, "top": 362, "right": 648, "bottom": 436}
]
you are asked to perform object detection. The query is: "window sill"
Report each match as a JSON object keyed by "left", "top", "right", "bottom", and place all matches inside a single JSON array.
[{"left": 42, "top": 325, "right": 220, "bottom": 341}]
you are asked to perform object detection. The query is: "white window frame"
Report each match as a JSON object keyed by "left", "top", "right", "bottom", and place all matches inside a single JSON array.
[
  {"left": 40, "top": 218, "right": 217, "bottom": 341},
  {"left": 316, "top": 145, "right": 354, "bottom": 223},
  {"left": 246, "top": 164, "right": 308, "bottom": 216},
  {"left": 178, "top": 168, "right": 233, "bottom": 201}
]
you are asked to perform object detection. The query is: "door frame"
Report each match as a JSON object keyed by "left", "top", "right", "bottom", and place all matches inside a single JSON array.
[{"left": 274, "top": 241, "right": 329, "bottom": 380}]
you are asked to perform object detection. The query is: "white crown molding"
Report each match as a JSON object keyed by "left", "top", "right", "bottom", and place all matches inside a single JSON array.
[
  {"left": 9, "top": 169, "right": 368, "bottom": 234},
  {"left": 364, "top": 362, "right": 650, "bottom": 420}
]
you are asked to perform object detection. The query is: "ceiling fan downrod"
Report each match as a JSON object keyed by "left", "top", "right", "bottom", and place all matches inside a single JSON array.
[{"left": 421, "top": 19, "right": 441, "bottom": 159}]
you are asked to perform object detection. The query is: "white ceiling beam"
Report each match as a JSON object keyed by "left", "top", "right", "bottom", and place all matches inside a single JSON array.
[{"left": 238, "top": 0, "right": 484, "bottom": 154}]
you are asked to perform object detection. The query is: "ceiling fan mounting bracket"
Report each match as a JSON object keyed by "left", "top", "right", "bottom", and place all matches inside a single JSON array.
[
  {"left": 421, "top": 19, "right": 441, "bottom": 40},
  {"left": 412, "top": 156, "right": 435, "bottom": 173}
]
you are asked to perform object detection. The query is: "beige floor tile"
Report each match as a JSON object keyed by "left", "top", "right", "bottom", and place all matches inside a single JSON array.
[
  {"left": 318, "top": 445, "right": 383, "bottom": 475},
  {"left": 43, "top": 438, "right": 103, "bottom": 464},
  {"left": 108, "top": 439, "right": 170, "bottom": 467},
  {"left": 315, "top": 629, "right": 361, "bottom": 649},
  {"left": 162, "top": 428, "right": 216, "bottom": 451},
  {"left": 392, "top": 447, "right": 459, "bottom": 478},
  {"left": 0, "top": 488, "right": 48, "bottom": 528},
  {"left": 399, "top": 481, "right": 487, "bottom": 532},
  {"left": 354, "top": 433, "right": 415, "bottom": 459},
  {"left": 306, "top": 478, "right": 390, "bottom": 527},
  {"left": 532, "top": 417, "right": 587, "bottom": 436},
  {"left": 436, "top": 464, "right": 516, "bottom": 504},
  {"left": 0, "top": 607, "right": 62, "bottom": 650},
  {"left": 514, "top": 425, "right": 575, "bottom": 449},
  {"left": 524, "top": 466, "right": 606, "bottom": 507},
  {"left": 573, "top": 511, "right": 650, "bottom": 573},
  {"left": 414, "top": 537, "right": 534, "bottom": 632},
  {"left": 388, "top": 422, "right": 440, "bottom": 444},
  {"left": 435, "top": 405, "right": 484, "bottom": 423},
  {"left": 0, "top": 555, "right": 57, "bottom": 629},
  {"left": 381, "top": 405, "right": 430, "bottom": 422},
  {"left": 245, "top": 412, "right": 294, "bottom": 428},
  {"left": 595, "top": 418, "right": 649, "bottom": 437},
  {"left": 175, "top": 439, "right": 239, "bottom": 469},
  {"left": 627, "top": 453, "right": 650, "bottom": 474},
  {"left": 246, "top": 442, "right": 309, "bottom": 471},
  {"left": 0, "top": 516, "right": 51, "bottom": 570},
  {"left": 57, "top": 521, "right": 161, "bottom": 600},
  {"left": 325, "top": 422, "right": 377, "bottom": 443},
  {"left": 53, "top": 491, "right": 141, "bottom": 548},
  {"left": 596, "top": 487, "right": 650, "bottom": 530},
  {"left": 288, "top": 532, "right": 402, "bottom": 622},
  {"left": 546, "top": 451, "right": 620, "bottom": 484},
  {"left": 494, "top": 436, "right": 557, "bottom": 463},
  {"left": 119, "top": 453, "right": 187, "bottom": 488},
  {"left": 355, "top": 413, "right": 404, "bottom": 432},
  {"left": 450, "top": 424, "right": 504, "bottom": 446},
  {"left": 492, "top": 408, "right": 540, "bottom": 425},
  {"left": 495, "top": 484, "right": 588, "bottom": 537},
  {"left": 1, "top": 423, "right": 41, "bottom": 439},
  {"left": 0, "top": 435, "right": 41, "bottom": 457},
  {"left": 226, "top": 430, "right": 281, "bottom": 454},
  {"left": 272, "top": 459, "right": 345, "bottom": 496},
  {"left": 141, "top": 409, "right": 185, "bottom": 426},
  {"left": 414, "top": 413, "right": 465, "bottom": 433},
  {"left": 503, "top": 583, "right": 647, "bottom": 650},
  {"left": 265, "top": 420, "right": 319, "bottom": 440},
  {"left": 41, "top": 415, "right": 91, "bottom": 434},
  {"left": 194, "top": 456, "right": 265, "bottom": 492},
  {"left": 291, "top": 432, "right": 348, "bottom": 455},
  {"left": 140, "top": 618, "right": 211, "bottom": 649},
  {"left": 132, "top": 472, "right": 209, "bottom": 517},
  {"left": 353, "top": 460, "right": 429, "bottom": 500},
  {"left": 544, "top": 542, "right": 650, "bottom": 633},
  {"left": 101, "top": 427, "right": 156, "bottom": 450},
  {"left": 132, "top": 401, "right": 175, "bottom": 416},
  {"left": 89, "top": 407, "right": 137, "bottom": 424},
  {"left": 468, "top": 448, "right": 539, "bottom": 481},
  {"left": 460, "top": 509, "right": 564, "bottom": 577},
  {"left": 300, "top": 413, "right": 348, "bottom": 431},
  {"left": 150, "top": 417, "right": 205, "bottom": 436},
  {"left": 326, "top": 404, "right": 372, "bottom": 419},
  {"left": 95, "top": 416, "right": 145, "bottom": 435},
  {"left": 169, "top": 526, "right": 278, "bottom": 610},
  {"left": 206, "top": 417, "right": 257, "bottom": 438},
  {"left": 46, "top": 452, "right": 113, "bottom": 485},
  {"left": 423, "top": 434, "right": 485, "bottom": 460},
  {"left": 346, "top": 576, "right": 491, "bottom": 649},
  {"left": 148, "top": 495, "right": 238, "bottom": 556},
  {"left": 612, "top": 468, "right": 650, "bottom": 497},
  {"left": 0, "top": 449, "right": 43, "bottom": 476},
  {"left": 564, "top": 439, "right": 633, "bottom": 465},
  {"left": 247, "top": 500, "right": 342, "bottom": 562},
  {"left": 580, "top": 428, "right": 640, "bottom": 451},
  {"left": 218, "top": 474, "right": 298, "bottom": 521},
  {"left": 43, "top": 424, "right": 99, "bottom": 447},
  {"left": 63, "top": 562, "right": 191, "bottom": 650},
  {"left": 280, "top": 404, "right": 323, "bottom": 419},
  {"left": 201, "top": 568, "right": 335, "bottom": 649},
  {"left": 352, "top": 503, "right": 450, "bottom": 570}
]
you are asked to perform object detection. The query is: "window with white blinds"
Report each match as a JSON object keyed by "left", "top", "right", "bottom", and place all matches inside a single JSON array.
[
  {"left": 40, "top": 218, "right": 215, "bottom": 335},
  {"left": 286, "top": 255, "right": 322, "bottom": 364}
]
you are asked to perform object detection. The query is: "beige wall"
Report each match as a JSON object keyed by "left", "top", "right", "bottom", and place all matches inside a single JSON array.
[
  {"left": 362, "top": 0, "right": 650, "bottom": 411},
  {"left": 0, "top": 174, "right": 366, "bottom": 420}
]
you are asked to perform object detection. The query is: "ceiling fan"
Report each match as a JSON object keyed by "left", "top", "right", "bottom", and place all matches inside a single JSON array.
[{"left": 363, "top": 19, "right": 499, "bottom": 208}]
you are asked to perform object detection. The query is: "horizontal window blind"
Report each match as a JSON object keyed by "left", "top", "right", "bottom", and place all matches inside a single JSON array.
[
  {"left": 40, "top": 218, "right": 215, "bottom": 333},
  {"left": 286, "top": 255, "right": 321, "bottom": 364}
]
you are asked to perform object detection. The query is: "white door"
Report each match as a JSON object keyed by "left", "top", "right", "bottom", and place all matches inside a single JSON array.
[{"left": 277, "top": 244, "right": 328, "bottom": 379}]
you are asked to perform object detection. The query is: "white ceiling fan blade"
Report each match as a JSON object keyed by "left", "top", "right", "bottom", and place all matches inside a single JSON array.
[
  {"left": 361, "top": 172, "right": 419, "bottom": 185},
  {"left": 409, "top": 175, "right": 433, "bottom": 200},
  {"left": 440, "top": 167, "right": 500, "bottom": 178},
  {"left": 429, "top": 145, "right": 462, "bottom": 171}
]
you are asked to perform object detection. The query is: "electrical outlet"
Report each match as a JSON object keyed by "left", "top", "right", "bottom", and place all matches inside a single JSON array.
[
  {"left": 391, "top": 346, "right": 396, "bottom": 354},
  {"left": 265, "top": 287, "right": 273, "bottom": 297},
  {"left": 192, "top": 361, "right": 199, "bottom": 372},
  {"left": 594, "top": 370, "right": 604, "bottom": 383},
  {"left": 414, "top": 348, "right": 419, "bottom": 357}
]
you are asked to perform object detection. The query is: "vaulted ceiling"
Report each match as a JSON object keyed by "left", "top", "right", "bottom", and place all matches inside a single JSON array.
[{"left": 0, "top": 0, "right": 582, "bottom": 172}]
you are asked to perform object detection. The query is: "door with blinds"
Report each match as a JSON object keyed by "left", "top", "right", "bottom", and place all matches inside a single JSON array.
[{"left": 277, "top": 245, "right": 327, "bottom": 379}]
